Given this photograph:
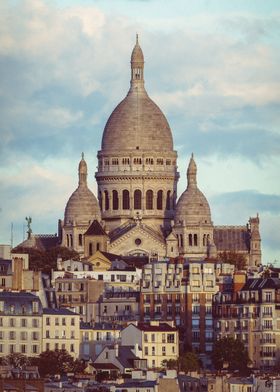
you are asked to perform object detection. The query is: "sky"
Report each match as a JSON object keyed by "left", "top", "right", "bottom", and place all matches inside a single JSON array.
[{"left": 0, "top": 0, "right": 280, "bottom": 264}]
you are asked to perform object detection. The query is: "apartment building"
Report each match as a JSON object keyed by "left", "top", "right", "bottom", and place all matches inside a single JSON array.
[
  {"left": 80, "top": 322, "right": 122, "bottom": 360},
  {"left": 213, "top": 277, "right": 280, "bottom": 370},
  {"left": 42, "top": 309, "right": 80, "bottom": 358},
  {"left": 140, "top": 260, "right": 185, "bottom": 327},
  {"left": 0, "top": 292, "right": 42, "bottom": 357},
  {"left": 121, "top": 321, "right": 179, "bottom": 369}
]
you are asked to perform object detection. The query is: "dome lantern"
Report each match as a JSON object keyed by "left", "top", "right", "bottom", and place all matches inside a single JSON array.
[
  {"left": 130, "top": 34, "right": 144, "bottom": 89},
  {"left": 78, "top": 152, "right": 87, "bottom": 187},
  {"left": 187, "top": 153, "right": 197, "bottom": 188}
]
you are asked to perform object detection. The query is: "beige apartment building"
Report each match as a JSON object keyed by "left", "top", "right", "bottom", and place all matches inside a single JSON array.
[
  {"left": 121, "top": 322, "right": 179, "bottom": 369},
  {"left": 214, "top": 277, "right": 280, "bottom": 370},
  {"left": 42, "top": 309, "right": 80, "bottom": 358},
  {"left": 0, "top": 292, "right": 42, "bottom": 357}
]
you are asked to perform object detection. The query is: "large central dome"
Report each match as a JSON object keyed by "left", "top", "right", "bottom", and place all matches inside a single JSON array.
[{"left": 101, "top": 36, "right": 173, "bottom": 152}]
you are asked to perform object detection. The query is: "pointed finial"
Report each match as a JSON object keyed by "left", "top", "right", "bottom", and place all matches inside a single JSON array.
[
  {"left": 81, "top": 152, "right": 84, "bottom": 160},
  {"left": 191, "top": 152, "right": 194, "bottom": 159},
  {"left": 136, "top": 33, "right": 139, "bottom": 44}
]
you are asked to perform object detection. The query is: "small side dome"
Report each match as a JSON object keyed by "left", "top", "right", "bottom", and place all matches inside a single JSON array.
[
  {"left": 64, "top": 154, "right": 101, "bottom": 225},
  {"left": 175, "top": 155, "right": 212, "bottom": 226}
]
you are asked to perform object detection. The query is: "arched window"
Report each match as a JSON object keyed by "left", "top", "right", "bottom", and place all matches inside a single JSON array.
[
  {"left": 180, "top": 234, "right": 184, "bottom": 247},
  {"left": 134, "top": 190, "right": 142, "bottom": 209},
  {"left": 70, "top": 234, "right": 73, "bottom": 247},
  {"left": 78, "top": 234, "right": 83, "bottom": 246},
  {"left": 89, "top": 243, "right": 93, "bottom": 256},
  {"left": 104, "top": 190, "right": 109, "bottom": 211},
  {"left": 194, "top": 234, "right": 198, "bottom": 246},
  {"left": 173, "top": 191, "right": 176, "bottom": 210},
  {"left": 122, "top": 190, "right": 130, "bottom": 210},
  {"left": 189, "top": 234, "right": 193, "bottom": 246},
  {"left": 146, "top": 190, "right": 153, "bottom": 210},
  {"left": 99, "top": 191, "right": 102, "bottom": 210},
  {"left": 66, "top": 234, "right": 69, "bottom": 247},
  {"left": 203, "top": 234, "right": 206, "bottom": 246},
  {"left": 157, "top": 190, "right": 163, "bottom": 210},
  {"left": 166, "top": 190, "right": 171, "bottom": 210},
  {"left": 207, "top": 234, "right": 210, "bottom": 244},
  {"left": 112, "top": 190, "right": 119, "bottom": 210},
  {"left": 96, "top": 243, "right": 100, "bottom": 251}
]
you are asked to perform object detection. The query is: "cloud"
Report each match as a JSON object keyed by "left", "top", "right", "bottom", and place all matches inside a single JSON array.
[{"left": 0, "top": 0, "right": 279, "bottom": 263}]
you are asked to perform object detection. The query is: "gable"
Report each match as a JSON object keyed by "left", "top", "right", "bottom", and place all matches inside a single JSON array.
[
  {"left": 109, "top": 223, "right": 166, "bottom": 257},
  {"left": 87, "top": 250, "right": 112, "bottom": 270}
]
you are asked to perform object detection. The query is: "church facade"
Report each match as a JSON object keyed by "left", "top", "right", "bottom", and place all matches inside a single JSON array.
[{"left": 60, "top": 37, "right": 261, "bottom": 268}]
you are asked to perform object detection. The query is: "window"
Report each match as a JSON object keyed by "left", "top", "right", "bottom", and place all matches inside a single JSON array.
[
  {"left": 89, "top": 242, "right": 93, "bottom": 256},
  {"left": 78, "top": 234, "right": 83, "bottom": 246},
  {"left": 10, "top": 318, "right": 15, "bottom": 327},
  {"left": 21, "top": 331, "right": 27, "bottom": 340},
  {"left": 10, "top": 305, "right": 15, "bottom": 314},
  {"left": 32, "top": 318, "right": 39, "bottom": 328},
  {"left": 166, "top": 190, "right": 171, "bottom": 210},
  {"left": 32, "top": 345, "right": 38, "bottom": 354},
  {"left": 189, "top": 234, "right": 193, "bottom": 246},
  {"left": 112, "top": 158, "right": 118, "bottom": 165},
  {"left": 71, "top": 331, "right": 75, "bottom": 339},
  {"left": 62, "top": 318, "right": 66, "bottom": 326},
  {"left": 55, "top": 343, "right": 59, "bottom": 350},
  {"left": 104, "top": 190, "right": 109, "bottom": 210},
  {"left": 167, "top": 334, "right": 175, "bottom": 343},
  {"left": 21, "top": 345, "right": 27, "bottom": 354},
  {"left": 21, "top": 318, "right": 27, "bottom": 327},
  {"left": 151, "top": 334, "right": 155, "bottom": 342},
  {"left": 71, "top": 318, "right": 75, "bottom": 326},
  {"left": 10, "top": 344, "right": 15, "bottom": 354},
  {"left": 146, "top": 157, "right": 154, "bottom": 165},
  {"left": 162, "top": 346, "right": 166, "bottom": 356},
  {"left": 46, "top": 317, "right": 50, "bottom": 326},
  {"left": 0, "top": 332, "right": 3, "bottom": 340},
  {"left": 144, "top": 347, "right": 148, "bottom": 355},
  {"left": 133, "top": 157, "right": 142, "bottom": 164},
  {"left": 46, "top": 343, "right": 50, "bottom": 351},
  {"left": 112, "top": 190, "right": 119, "bottom": 210},
  {"left": 46, "top": 331, "right": 50, "bottom": 338},
  {"left": 194, "top": 234, "right": 198, "bottom": 246},
  {"left": 146, "top": 190, "right": 153, "bottom": 210},
  {"left": 122, "top": 157, "right": 130, "bottom": 165},
  {"left": 55, "top": 318, "right": 59, "bottom": 326},
  {"left": 9, "top": 331, "right": 16, "bottom": 340},
  {"left": 152, "top": 346, "right": 155, "bottom": 356},
  {"left": 157, "top": 190, "right": 163, "bottom": 210},
  {"left": 134, "top": 190, "right": 142, "bottom": 209},
  {"left": 122, "top": 190, "right": 130, "bottom": 210},
  {"left": 157, "top": 158, "right": 164, "bottom": 165},
  {"left": 105, "top": 351, "right": 109, "bottom": 359}
]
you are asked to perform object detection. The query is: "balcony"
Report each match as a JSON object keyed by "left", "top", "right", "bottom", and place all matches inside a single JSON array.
[
  {"left": 260, "top": 339, "right": 276, "bottom": 344},
  {"left": 260, "top": 351, "right": 276, "bottom": 358}
]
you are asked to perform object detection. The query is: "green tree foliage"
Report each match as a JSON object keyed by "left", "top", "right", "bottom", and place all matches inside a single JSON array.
[
  {"left": 218, "top": 251, "right": 247, "bottom": 271},
  {"left": 212, "top": 337, "right": 250, "bottom": 373},
  {"left": 179, "top": 351, "right": 201, "bottom": 373},
  {"left": 0, "top": 353, "right": 31, "bottom": 368},
  {"left": 161, "top": 359, "right": 178, "bottom": 370},
  {"left": 11, "top": 246, "right": 79, "bottom": 273},
  {"left": 34, "top": 349, "right": 86, "bottom": 376}
]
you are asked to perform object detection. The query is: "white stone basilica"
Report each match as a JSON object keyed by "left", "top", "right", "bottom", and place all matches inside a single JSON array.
[{"left": 60, "top": 37, "right": 261, "bottom": 267}]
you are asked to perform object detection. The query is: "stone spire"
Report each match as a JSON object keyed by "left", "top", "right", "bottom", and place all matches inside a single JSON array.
[
  {"left": 130, "top": 34, "right": 145, "bottom": 89},
  {"left": 78, "top": 152, "right": 87, "bottom": 187},
  {"left": 187, "top": 153, "right": 197, "bottom": 188}
]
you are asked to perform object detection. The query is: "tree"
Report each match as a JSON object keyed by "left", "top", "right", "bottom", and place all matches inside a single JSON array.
[
  {"left": 218, "top": 251, "right": 247, "bottom": 271},
  {"left": 179, "top": 352, "right": 201, "bottom": 373},
  {"left": 34, "top": 349, "right": 86, "bottom": 376},
  {"left": 11, "top": 246, "right": 79, "bottom": 274},
  {"left": 0, "top": 353, "right": 31, "bottom": 368},
  {"left": 161, "top": 359, "right": 178, "bottom": 370},
  {"left": 212, "top": 337, "right": 250, "bottom": 373}
]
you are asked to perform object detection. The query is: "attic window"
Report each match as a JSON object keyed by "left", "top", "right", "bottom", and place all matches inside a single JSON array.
[
  {"left": 135, "top": 238, "right": 142, "bottom": 246},
  {"left": 136, "top": 146, "right": 139, "bottom": 150}
]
